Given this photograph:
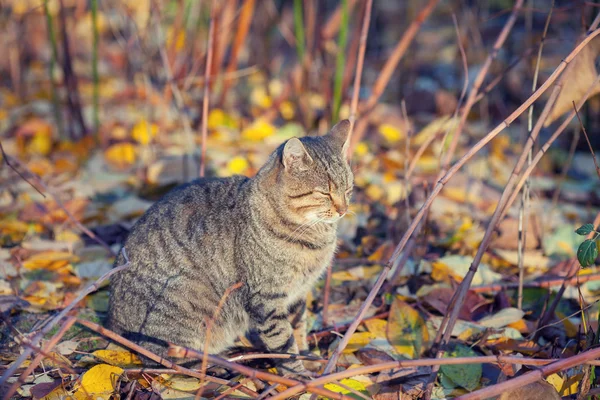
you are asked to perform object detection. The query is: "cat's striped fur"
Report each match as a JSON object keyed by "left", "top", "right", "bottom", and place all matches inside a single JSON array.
[{"left": 107, "top": 120, "right": 353, "bottom": 374}]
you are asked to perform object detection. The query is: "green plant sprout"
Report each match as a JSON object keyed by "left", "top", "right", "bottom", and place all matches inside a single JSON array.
[{"left": 575, "top": 223, "right": 599, "bottom": 267}]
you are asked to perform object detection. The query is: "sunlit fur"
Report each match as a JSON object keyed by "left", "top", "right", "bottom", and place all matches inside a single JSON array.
[{"left": 108, "top": 120, "right": 353, "bottom": 374}]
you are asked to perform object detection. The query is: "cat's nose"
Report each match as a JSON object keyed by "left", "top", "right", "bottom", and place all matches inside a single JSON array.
[{"left": 335, "top": 203, "right": 348, "bottom": 216}]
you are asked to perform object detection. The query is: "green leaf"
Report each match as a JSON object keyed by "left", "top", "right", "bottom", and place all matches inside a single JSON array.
[
  {"left": 575, "top": 223, "right": 595, "bottom": 236},
  {"left": 577, "top": 239, "right": 598, "bottom": 268},
  {"left": 439, "top": 344, "right": 482, "bottom": 391}
]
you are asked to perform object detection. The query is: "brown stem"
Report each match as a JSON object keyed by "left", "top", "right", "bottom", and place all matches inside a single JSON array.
[
  {"left": 320, "top": 21, "right": 600, "bottom": 382},
  {"left": 76, "top": 319, "right": 259, "bottom": 398},
  {"left": 441, "top": 0, "right": 524, "bottom": 169},
  {"left": 348, "top": 0, "right": 439, "bottom": 155},
  {"left": 200, "top": 0, "right": 216, "bottom": 178},
  {"left": 219, "top": 0, "right": 256, "bottom": 105},
  {"left": 322, "top": 262, "right": 333, "bottom": 327},
  {"left": 345, "top": 0, "right": 373, "bottom": 157}
]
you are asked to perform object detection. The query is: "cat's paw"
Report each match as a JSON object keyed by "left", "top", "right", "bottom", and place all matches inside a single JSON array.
[{"left": 278, "top": 360, "right": 309, "bottom": 378}]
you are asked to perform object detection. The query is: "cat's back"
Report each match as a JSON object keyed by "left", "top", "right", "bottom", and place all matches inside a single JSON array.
[{"left": 124, "top": 175, "right": 250, "bottom": 245}]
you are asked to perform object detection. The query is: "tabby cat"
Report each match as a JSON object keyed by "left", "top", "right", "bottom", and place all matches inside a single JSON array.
[{"left": 107, "top": 120, "right": 353, "bottom": 374}]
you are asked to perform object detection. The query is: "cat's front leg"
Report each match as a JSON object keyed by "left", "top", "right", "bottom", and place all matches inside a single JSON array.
[
  {"left": 288, "top": 298, "right": 321, "bottom": 372},
  {"left": 248, "top": 298, "right": 306, "bottom": 375}
]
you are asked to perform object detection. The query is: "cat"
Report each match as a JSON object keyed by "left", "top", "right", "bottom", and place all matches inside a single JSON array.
[{"left": 107, "top": 119, "right": 353, "bottom": 374}]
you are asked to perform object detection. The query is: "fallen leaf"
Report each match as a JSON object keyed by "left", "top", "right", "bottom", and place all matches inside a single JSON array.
[
  {"left": 387, "top": 298, "right": 429, "bottom": 359},
  {"left": 439, "top": 344, "right": 481, "bottom": 391},
  {"left": 91, "top": 349, "right": 142, "bottom": 366},
  {"left": 104, "top": 143, "right": 136, "bottom": 169},
  {"left": 478, "top": 308, "right": 525, "bottom": 329},
  {"left": 545, "top": 35, "right": 600, "bottom": 126},
  {"left": 324, "top": 376, "right": 373, "bottom": 400},
  {"left": 131, "top": 119, "right": 159, "bottom": 145},
  {"left": 242, "top": 119, "right": 276, "bottom": 141},
  {"left": 499, "top": 380, "right": 561, "bottom": 400},
  {"left": 73, "top": 364, "right": 123, "bottom": 399}
]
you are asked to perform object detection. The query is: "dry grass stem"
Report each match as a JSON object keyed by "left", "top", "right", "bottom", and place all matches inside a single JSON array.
[
  {"left": 320, "top": 20, "right": 600, "bottom": 382},
  {"left": 200, "top": 0, "right": 216, "bottom": 178}
]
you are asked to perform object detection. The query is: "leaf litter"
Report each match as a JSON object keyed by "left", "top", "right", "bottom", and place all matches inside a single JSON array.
[{"left": 1, "top": 1, "right": 600, "bottom": 399}]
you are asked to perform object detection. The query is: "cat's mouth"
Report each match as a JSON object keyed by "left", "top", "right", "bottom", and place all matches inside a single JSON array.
[{"left": 321, "top": 214, "right": 345, "bottom": 224}]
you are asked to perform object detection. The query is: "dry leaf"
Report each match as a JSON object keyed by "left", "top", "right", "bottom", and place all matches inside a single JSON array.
[
  {"left": 545, "top": 35, "right": 600, "bottom": 126},
  {"left": 498, "top": 380, "right": 561, "bottom": 400},
  {"left": 91, "top": 349, "right": 142, "bottom": 366},
  {"left": 387, "top": 298, "right": 429, "bottom": 359}
]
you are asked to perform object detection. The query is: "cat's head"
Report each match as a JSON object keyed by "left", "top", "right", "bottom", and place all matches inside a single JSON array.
[{"left": 268, "top": 119, "right": 354, "bottom": 225}]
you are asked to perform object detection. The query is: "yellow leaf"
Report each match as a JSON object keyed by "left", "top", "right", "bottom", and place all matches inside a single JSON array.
[
  {"left": 279, "top": 101, "right": 295, "bottom": 120},
  {"left": 412, "top": 116, "right": 458, "bottom": 147},
  {"left": 104, "top": 143, "right": 136, "bottom": 169},
  {"left": 387, "top": 297, "right": 429, "bottom": 358},
  {"left": 324, "top": 376, "right": 372, "bottom": 396},
  {"left": 354, "top": 142, "right": 369, "bottom": 157},
  {"left": 378, "top": 123, "right": 405, "bottom": 142},
  {"left": 343, "top": 332, "right": 375, "bottom": 353},
  {"left": 364, "top": 319, "right": 387, "bottom": 338},
  {"left": 250, "top": 87, "right": 272, "bottom": 108},
  {"left": 74, "top": 364, "right": 123, "bottom": 398},
  {"left": 227, "top": 156, "right": 249, "bottom": 175},
  {"left": 92, "top": 349, "right": 142, "bottom": 366},
  {"left": 546, "top": 373, "right": 565, "bottom": 393},
  {"left": 242, "top": 120, "right": 276, "bottom": 141},
  {"left": 208, "top": 109, "right": 226, "bottom": 129},
  {"left": 131, "top": 120, "right": 159, "bottom": 145},
  {"left": 22, "top": 251, "right": 76, "bottom": 270},
  {"left": 167, "top": 29, "right": 186, "bottom": 52},
  {"left": 157, "top": 374, "right": 203, "bottom": 391},
  {"left": 365, "top": 184, "right": 384, "bottom": 201},
  {"left": 15, "top": 118, "right": 54, "bottom": 156}
]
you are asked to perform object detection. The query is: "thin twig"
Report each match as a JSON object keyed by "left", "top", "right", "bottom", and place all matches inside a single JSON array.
[
  {"left": 91, "top": 0, "right": 100, "bottom": 134},
  {"left": 219, "top": 0, "right": 256, "bottom": 105},
  {"left": 441, "top": 0, "right": 524, "bottom": 169},
  {"left": 0, "top": 141, "right": 45, "bottom": 197},
  {"left": 43, "top": 0, "right": 64, "bottom": 138},
  {"left": 345, "top": 0, "right": 373, "bottom": 156},
  {"left": 575, "top": 101, "right": 600, "bottom": 179},
  {"left": 429, "top": 64, "right": 600, "bottom": 394},
  {"left": 0, "top": 254, "right": 130, "bottom": 387},
  {"left": 322, "top": 262, "right": 333, "bottom": 327},
  {"left": 76, "top": 319, "right": 260, "bottom": 398},
  {"left": 322, "top": 22, "right": 600, "bottom": 379},
  {"left": 3, "top": 316, "right": 77, "bottom": 399},
  {"left": 348, "top": 0, "right": 438, "bottom": 155},
  {"left": 200, "top": 0, "right": 216, "bottom": 178},
  {"left": 518, "top": 0, "right": 554, "bottom": 311}
]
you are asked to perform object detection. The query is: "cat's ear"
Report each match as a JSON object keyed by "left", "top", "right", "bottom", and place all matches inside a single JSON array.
[
  {"left": 328, "top": 119, "right": 351, "bottom": 157},
  {"left": 282, "top": 138, "right": 313, "bottom": 171}
]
